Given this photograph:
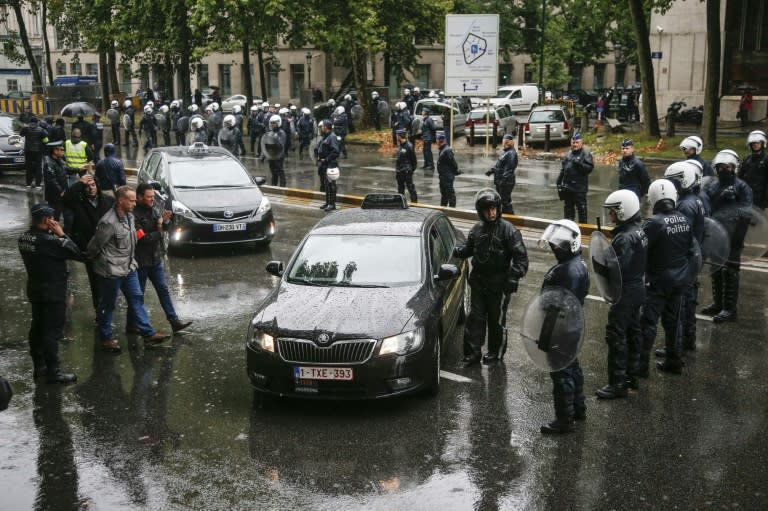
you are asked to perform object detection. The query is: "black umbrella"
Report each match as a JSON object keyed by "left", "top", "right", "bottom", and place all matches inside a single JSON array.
[{"left": 60, "top": 102, "right": 97, "bottom": 117}]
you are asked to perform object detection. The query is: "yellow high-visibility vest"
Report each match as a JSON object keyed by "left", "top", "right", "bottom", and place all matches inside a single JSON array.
[{"left": 65, "top": 140, "right": 89, "bottom": 168}]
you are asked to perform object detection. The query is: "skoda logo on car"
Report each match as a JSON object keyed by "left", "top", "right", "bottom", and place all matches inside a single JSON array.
[{"left": 316, "top": 333, "right": 330, "bottom": 346}]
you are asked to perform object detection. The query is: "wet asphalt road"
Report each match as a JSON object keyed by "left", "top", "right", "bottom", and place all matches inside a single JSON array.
[{"left": 2, "top": 145, "right": 768, "bottom": 510}]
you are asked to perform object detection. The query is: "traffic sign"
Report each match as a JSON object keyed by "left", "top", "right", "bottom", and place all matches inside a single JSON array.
[
  {"left": 651, "top": 52, "right": 662, "bottom": 59},
  {"left": 444, "top": 15, "right": 499, "bottom": 96}
]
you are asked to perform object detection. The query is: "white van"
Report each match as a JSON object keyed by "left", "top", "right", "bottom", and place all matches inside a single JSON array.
[{"left": 488, "top": 85, "right": 540, "bottom": 115}]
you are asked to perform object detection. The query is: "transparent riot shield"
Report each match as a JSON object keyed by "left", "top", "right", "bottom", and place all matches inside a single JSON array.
[
  {"left": 350, "top": 104, "right": 363, "bottom": 121},
  {"left": 713, "top": 204, "right": 768, "bottom": 263},
  {"left": 701, "top": 217, "right": 730, "bottom": 267},
  {"left": 520, "top": 286, "right": 585, "bottom": 372},
  {"left": 589, "top": 231, "right": 622, "bottom": 304},
  {"left": 261, "top": 131, "right": 284, "bottom": 160},
  {"left": 377, "top": 101, "right": 391, "bottom": 126},
  {"left": 154, "top": 113, "right": 167, "bottom": 132},
  {"left": 688, "top": 238, "right": 703, "bottom": 282}
]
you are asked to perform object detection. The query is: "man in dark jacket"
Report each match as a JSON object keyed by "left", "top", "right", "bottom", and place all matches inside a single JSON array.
[
  {"left": 557, "top": 132, "right": 594, "bottom": 223},
  {"left": 395, "top": 129, "right": 418, "bottom": 203},
  {"left": 20, "top": 117, "right": 48, "bottom": 189},
  {"left": 737, "top": 130, "right": 768, "bottom": 210},
  {"left": 43, "top": 141, "right": 82, "bottom": 222},
  {"left": 420, "top": 109, "right": 436, "bottom": 170},
  {"left": 47, "top": 118, "right": 66, "bottom": 144},
  {"left": 94, "top": 143, "right": 126, "bottom": 194},
  {"left": 436, "top": 132, "right": 460, "bottom": 207},
  {"left": 616, "top": 139, "right": 650, "bottom": 199},
  {"left": 538, "top": 219, "right": 590, "bottom": 434},
  {"left": 63, "top": 173, "right": 115, "bottom": 310},
  {"left": 18, "top": 203, "right": 83, "bottom": 383},
  {"left": 127, "top": 183, "right": 192, "bottom": 334},
  {"left": 486, "top": 134, "right": 519, "bottom": 214},
  {"left": 316, "top": 120, "right": 340, "bottom": 211},
  {"left": 86, "top": 113, "right": 103, "bottom": 163},
  {"left": 454, "top": 189, "right": 529, "bottom": 366}
]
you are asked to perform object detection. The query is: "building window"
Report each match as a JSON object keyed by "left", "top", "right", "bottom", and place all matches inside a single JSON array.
[
  {"left": 499, "top": 64, "right": 513, "bottom": 86},
  {"left": 413, "top": 64, "right": 430, "bottom": 89},
  {"left": 70, "top": 62, "right": 82, "bottom": 75},
  {"left": 267, "top": 65, "right": 280, "bottom": 99},
  {"left": 120, "top": 64, "right": 132, "bottom": 95},
  {"left": 524, "top": 64, "right": 534, "bottom": 83},
  {"left": 569, "top": 65, "right": 583, "bottom": 91},
  {"left": 7, "top": 79, "right": 19, "bottom": 92},
  {"left": 290, "top": 64, "right": 304, "bottom": 98},
  {"left": 198, "top": 64, "right": 209, "bottom": 90},
  {"left": 56, "top": 61, "right": 66, "bottom": 76},
  {"left": 219, "top": 64, "right": 231, "bottom": 95},
  {"left": 86, "top": 63, "right": 98, "bottom": 76},
  {"left": 594, "top": 63, "right": 606, "bottom": 90}
]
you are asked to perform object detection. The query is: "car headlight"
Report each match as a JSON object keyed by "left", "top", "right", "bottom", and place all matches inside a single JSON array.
[
  {"left": 172, "top": 199, "right": 196, "bottom": 219},
  {"left": 256, "top": 196, "right": 271, "bottom": 215},
  {"left": 246, "top": 323, "right": 275, "bottom": 353},
  {"left": 380, "top": 327, "right": 424, "bottom": 356}
]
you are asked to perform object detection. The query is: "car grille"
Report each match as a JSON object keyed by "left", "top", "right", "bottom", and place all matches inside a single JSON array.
[
  {"left": 196, "top": 209, "right": 253, "bottom": 222},
  {"left": 278, "top": 338, "right": 377, "bottom": 365}
]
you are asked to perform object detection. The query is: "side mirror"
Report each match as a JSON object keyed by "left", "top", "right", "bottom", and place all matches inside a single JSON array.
[
  {"left": 266, "top": 261, "right": 284, "bottom": 277},
  {"left": 254, "top": 176, "right": 267, "bottom": 186},
  {"left": 434, "top": 263, "right": 459, "bottom": 282}
]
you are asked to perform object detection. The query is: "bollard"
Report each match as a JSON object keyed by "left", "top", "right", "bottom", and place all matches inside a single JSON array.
[
  {"left": 492, "top": 123, "right": 498, "bottom": 149},
  {"left": 517, "top": 123, "right": 524, "bottom": 150},
  {"left": 469, "top": 122, "right": 475, "bottom": 147},
  {"left": 544, "top": 124, "right": 551, "bottom": 152}
]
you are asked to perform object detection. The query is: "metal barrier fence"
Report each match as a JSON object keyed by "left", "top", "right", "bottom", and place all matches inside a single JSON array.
[{"left": 0, "top": 98, "right": 50, "bottom": 116}]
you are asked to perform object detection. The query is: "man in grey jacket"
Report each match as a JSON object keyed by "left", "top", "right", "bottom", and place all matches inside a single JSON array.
[{"left": 87, "top": 186, "right": 169, "bottom": 353}]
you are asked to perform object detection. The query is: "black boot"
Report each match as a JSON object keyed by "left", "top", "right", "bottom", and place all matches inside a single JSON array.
[
  {"left": 540, "top": 419, "right": 575, "bottom": 434},
  {"left": 46, "top": 367, "right": 77, "bottom": 384},
  {"left": 713, "top": 269, "right": 738, "bottom": 323},
  {"left": 656, "top": 358, "right": 683, "bottom": 374},
  {"left": 595, "top": 382, "right": 628, "bottom": 399},
  {"left": 323, "top": 188, "right": 337, "bottom": 211},
  {"left": 701, "top": 270, "right": 724, "bottom": 315}
]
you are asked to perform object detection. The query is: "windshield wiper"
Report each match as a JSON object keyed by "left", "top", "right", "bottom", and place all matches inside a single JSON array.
[
  {"left": 173, "top": 185, "right": 197, "bottom": 189},
  {"left": 203, "top": 184, "right": 244, "bottom": 188},
  {"left": 328, "top": 281, "right": 389, "bottom": 288},
  {"left": 287, "top": 277, "right": 325, "bottom": 286}
]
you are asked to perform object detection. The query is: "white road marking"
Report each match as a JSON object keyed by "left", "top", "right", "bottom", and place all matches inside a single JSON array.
[{"left": 440, "top": 370, "right": 473, "bottom": 382}]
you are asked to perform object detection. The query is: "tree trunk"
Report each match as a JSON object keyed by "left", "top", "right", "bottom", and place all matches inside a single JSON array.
[
  {"left": 99, "top": 50, "right": 109, "bottom": 109},
  {"left": 41, "top": 0, "right": 53, "bottom": 86},
  {"left": 627, "top": 0, "right": 660, "bottom": 137},
  {"left": 352, "top": 47, "right": 368, "bottom": 129},
  {"left": 243, "top": 42, "right": 254, "bottom": 105},
  {"left": 10, "top": 0, "right": 44, "bottom": 91},
  {"left": 702, "top": 0, "right": 720, "bottom": 148},
  {"left": 108, "top": 47, "right": 120, "bottom": 95},
  {"left": 257, "top": 45, "right": 267, "bottom": 100}
]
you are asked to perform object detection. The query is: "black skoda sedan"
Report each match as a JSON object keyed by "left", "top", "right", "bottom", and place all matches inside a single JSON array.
[
  {"left": 246, "top": 194, "right": 467, "bottom": 399},
  {"left": 137, "top": 143, "right": 275, "bottom": 250}
]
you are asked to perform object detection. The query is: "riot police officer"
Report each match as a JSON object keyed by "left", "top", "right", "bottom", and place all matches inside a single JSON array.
[
  {"left": 639, "top": 179, "right": 693, "bottom": 375},
  {"left": 596, "top": 189, "right": 648, "bottom": 398},
  {"left": 296, "top": 107, "right": 315, "bottom": 159},
  {"left": 485, "top": 134, "right": 518, "bottom": 214},
  {"left": 18, "top": 203, "right": 83, "bottom": 383},
  {"left": 402, "top": 88, "right": 415, "bottom": 115},
  {"left": 20, "top": 116, "right": 48, "bottom": 189},
  {"left": 265, "top": 115, "right": 287, "bottom": 187},
  {"left": 189, "top": 116, "right": 207, "bottom": 144},
  {"left": 662, "top": 161, "right": 706, "bottom": 353},
  {"left": 454, "top": 189, "right": 529, "bottom": 366},
  {"left": 370, "top": 91, "right": 383, "bottom": 131},
  {"left": 157, "top": 105, "right": 171, "bottom": 146},
  {"left": 332, "top": 105, "right": 348, "bottom": 158},
  {"left": 171, "top": 101, "right": 186, "bottom": 146},
  {"left": 737, "top": 130, "right": 768, "bottom": 209},
  {"left": 139, "top": 105, "right": 157, "bottom": 151},
  {"left": 317, "top": 119, "right": 340, "bottom": 211},
  {"left": 395, "top": 129, "right": 418, "bottom": 203},
  {"left": 391, "top": 102, "right": 412, "bottom": 147},
  {"left": 701, "top": 149, "right": 753, "bottom": 323},
  {"left": 106, "top": 100, "right": 121, "bottom": 146},
  {"left": 617, "top": 139, "right": 650, "bottom": 199},
  {"left": 557, "top": 132, "right": 594, "bottom": 223},
  {"left": 218, "top": 115, "right": 241, "bottom": 156},
  {"left": 420, "top": 109, "right": 436, "bottom": 170},
  {"left": 436, "top": 132, "right": 460, "bottom": 207},
  {"left": 232, "top": 105, "right": 247, "bottom": 155},
  {"left": 680, "top": 136, "right": 714, "bottom": 177},
  {"left": 538, "top": 219, "right": 589, "bottom": 433},
  {"left": 123, "top": 100, "right": 138, "bottom": 147}
]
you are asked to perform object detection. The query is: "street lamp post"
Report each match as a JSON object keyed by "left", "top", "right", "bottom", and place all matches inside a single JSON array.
[{"left": 305, "top": 52, "right": 312, "bottom": 90}]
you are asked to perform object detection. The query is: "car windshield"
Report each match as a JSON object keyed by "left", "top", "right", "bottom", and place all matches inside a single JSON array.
[
  {"left": 169, "top": 158, "right": 253, "bottom": 188},
  {"left": 493, "top": 89, "right": 515, "bottom": 99},
  {"left": 0, "top": 117, "right": 15, "bottom": 136},
  {"left": 287, "top": 234, "right": 422, "bottom": 287},
  {"left": 418, "top": 103, "right": 452, "bottom": 116},
  {"left": 468, "top": 110, "right": 496, "bottom": 121},
  {"left": 529, "top": 110, "right": 565, "bottom": 123}
]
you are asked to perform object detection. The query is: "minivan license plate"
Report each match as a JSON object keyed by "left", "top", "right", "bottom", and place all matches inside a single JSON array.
[
  {"left": 293, "top": 366, "right": 353, "bottom": 381},
  {"left": 213, "top": 223, "right": 245, "bottom": 232}
]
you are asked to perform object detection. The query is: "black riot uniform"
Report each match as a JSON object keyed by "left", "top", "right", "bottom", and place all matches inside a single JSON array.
[
  {"left": 702, "top": 170, "right": 753, "bottom": 323},
  {"left": 20, "top": 119, "right": 48, "bottom": 188},
  {"left": 486, "top": 138, "right": 518, "bottom": 214},
  {"left": 297, "top": 114, "right": 315, "bottom": 158},
  {"left": 436, "top": 136, "right": 460, "bottom": 207},
  {"left": 395, "top": 134, "right": 418, "bottom": 203},
  {"left": 598, "top": 213, "right": 648, "bottom": 397},
  {"left": 123, "top": 105, "right": 138, "bottom": 147},
  {"left": 106, "top": 106, "right": 121, "bottom": 146},
  {"left": 370, "top": 95, "right": 383, "bottom": 130},
  {"left": 140, "top": 111, "right": 156, "bottom": 151},
  {"left": 540, "top": 240, "right": 590, "bottom": 433},
  {"left": 266, "top": 126, "right": 287, "bottom": 187},
  {"left": 674, "top": 188, "right": 706, "bottom": 351},
  {"left": 18, "top": 208, "right": 84, "bottom": 383},
  {"left": 687, "top": 153, "right": 714, "bottom": 178},
  {"left": 332, "top": 110, "right": 348, "bottom": 158},
  {"left": 738, "top": 147, "right": 768, "bottom": 209},
  {"left": 316, "top": 122, "right": 341, "bottom": 211},
  {"left": 639, "top": 197, "right": 693, "bottom": 374},
  {"left": 557, "top": 139, "right": 594, "bottom": 223},
  {"left": 617, "top": 153, "right": 651, "bottom": 199},
  {"left": 454, "top": 190, "right": 529, "bottom": 365}
]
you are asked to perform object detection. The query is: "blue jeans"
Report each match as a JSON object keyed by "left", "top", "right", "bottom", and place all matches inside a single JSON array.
[
  {"left": 96, "top": 271, "right": 156, "bottom": 341},
  {"left": 129, "top": 262, "right": 178, "bottom": 325}
]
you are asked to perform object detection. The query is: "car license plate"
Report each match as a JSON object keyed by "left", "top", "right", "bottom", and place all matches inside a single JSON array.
[
  {"left": 213, "top": 223, "right": 245, "bottom": 232},
  {"left": 293, "top": 366, "right": 353, "bottom": 381},
  {"left": 13, "top": 157, "right": 24, "bottom": 163}
]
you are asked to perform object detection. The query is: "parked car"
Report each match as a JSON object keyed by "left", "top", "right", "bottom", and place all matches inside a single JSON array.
[
  {"left": 5, "top": 90, "right": 34, "bottom": 100},
  {"left": 0, "top": 115, "right": 24, "bottom": 171},
  {"left": 246, "top": 193, "right": 468, "bottom": 399},
  {"left": 465, "top": 105, "right": 518, "bottom": 142},
  {"left": 523, "top": 105, "right": 575, "bottom": 145},
  {"left": 412, "top": 98, "right": 470, "bottom": 137},
  {"left": 221, "top": 94, "right": 252, "bottom": 112},
  {"left": 489, "top": 84, "right": 540, "bottom": 115},
  {"left": 137, "top": 143, "right": 275, "bottom": 250}
]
